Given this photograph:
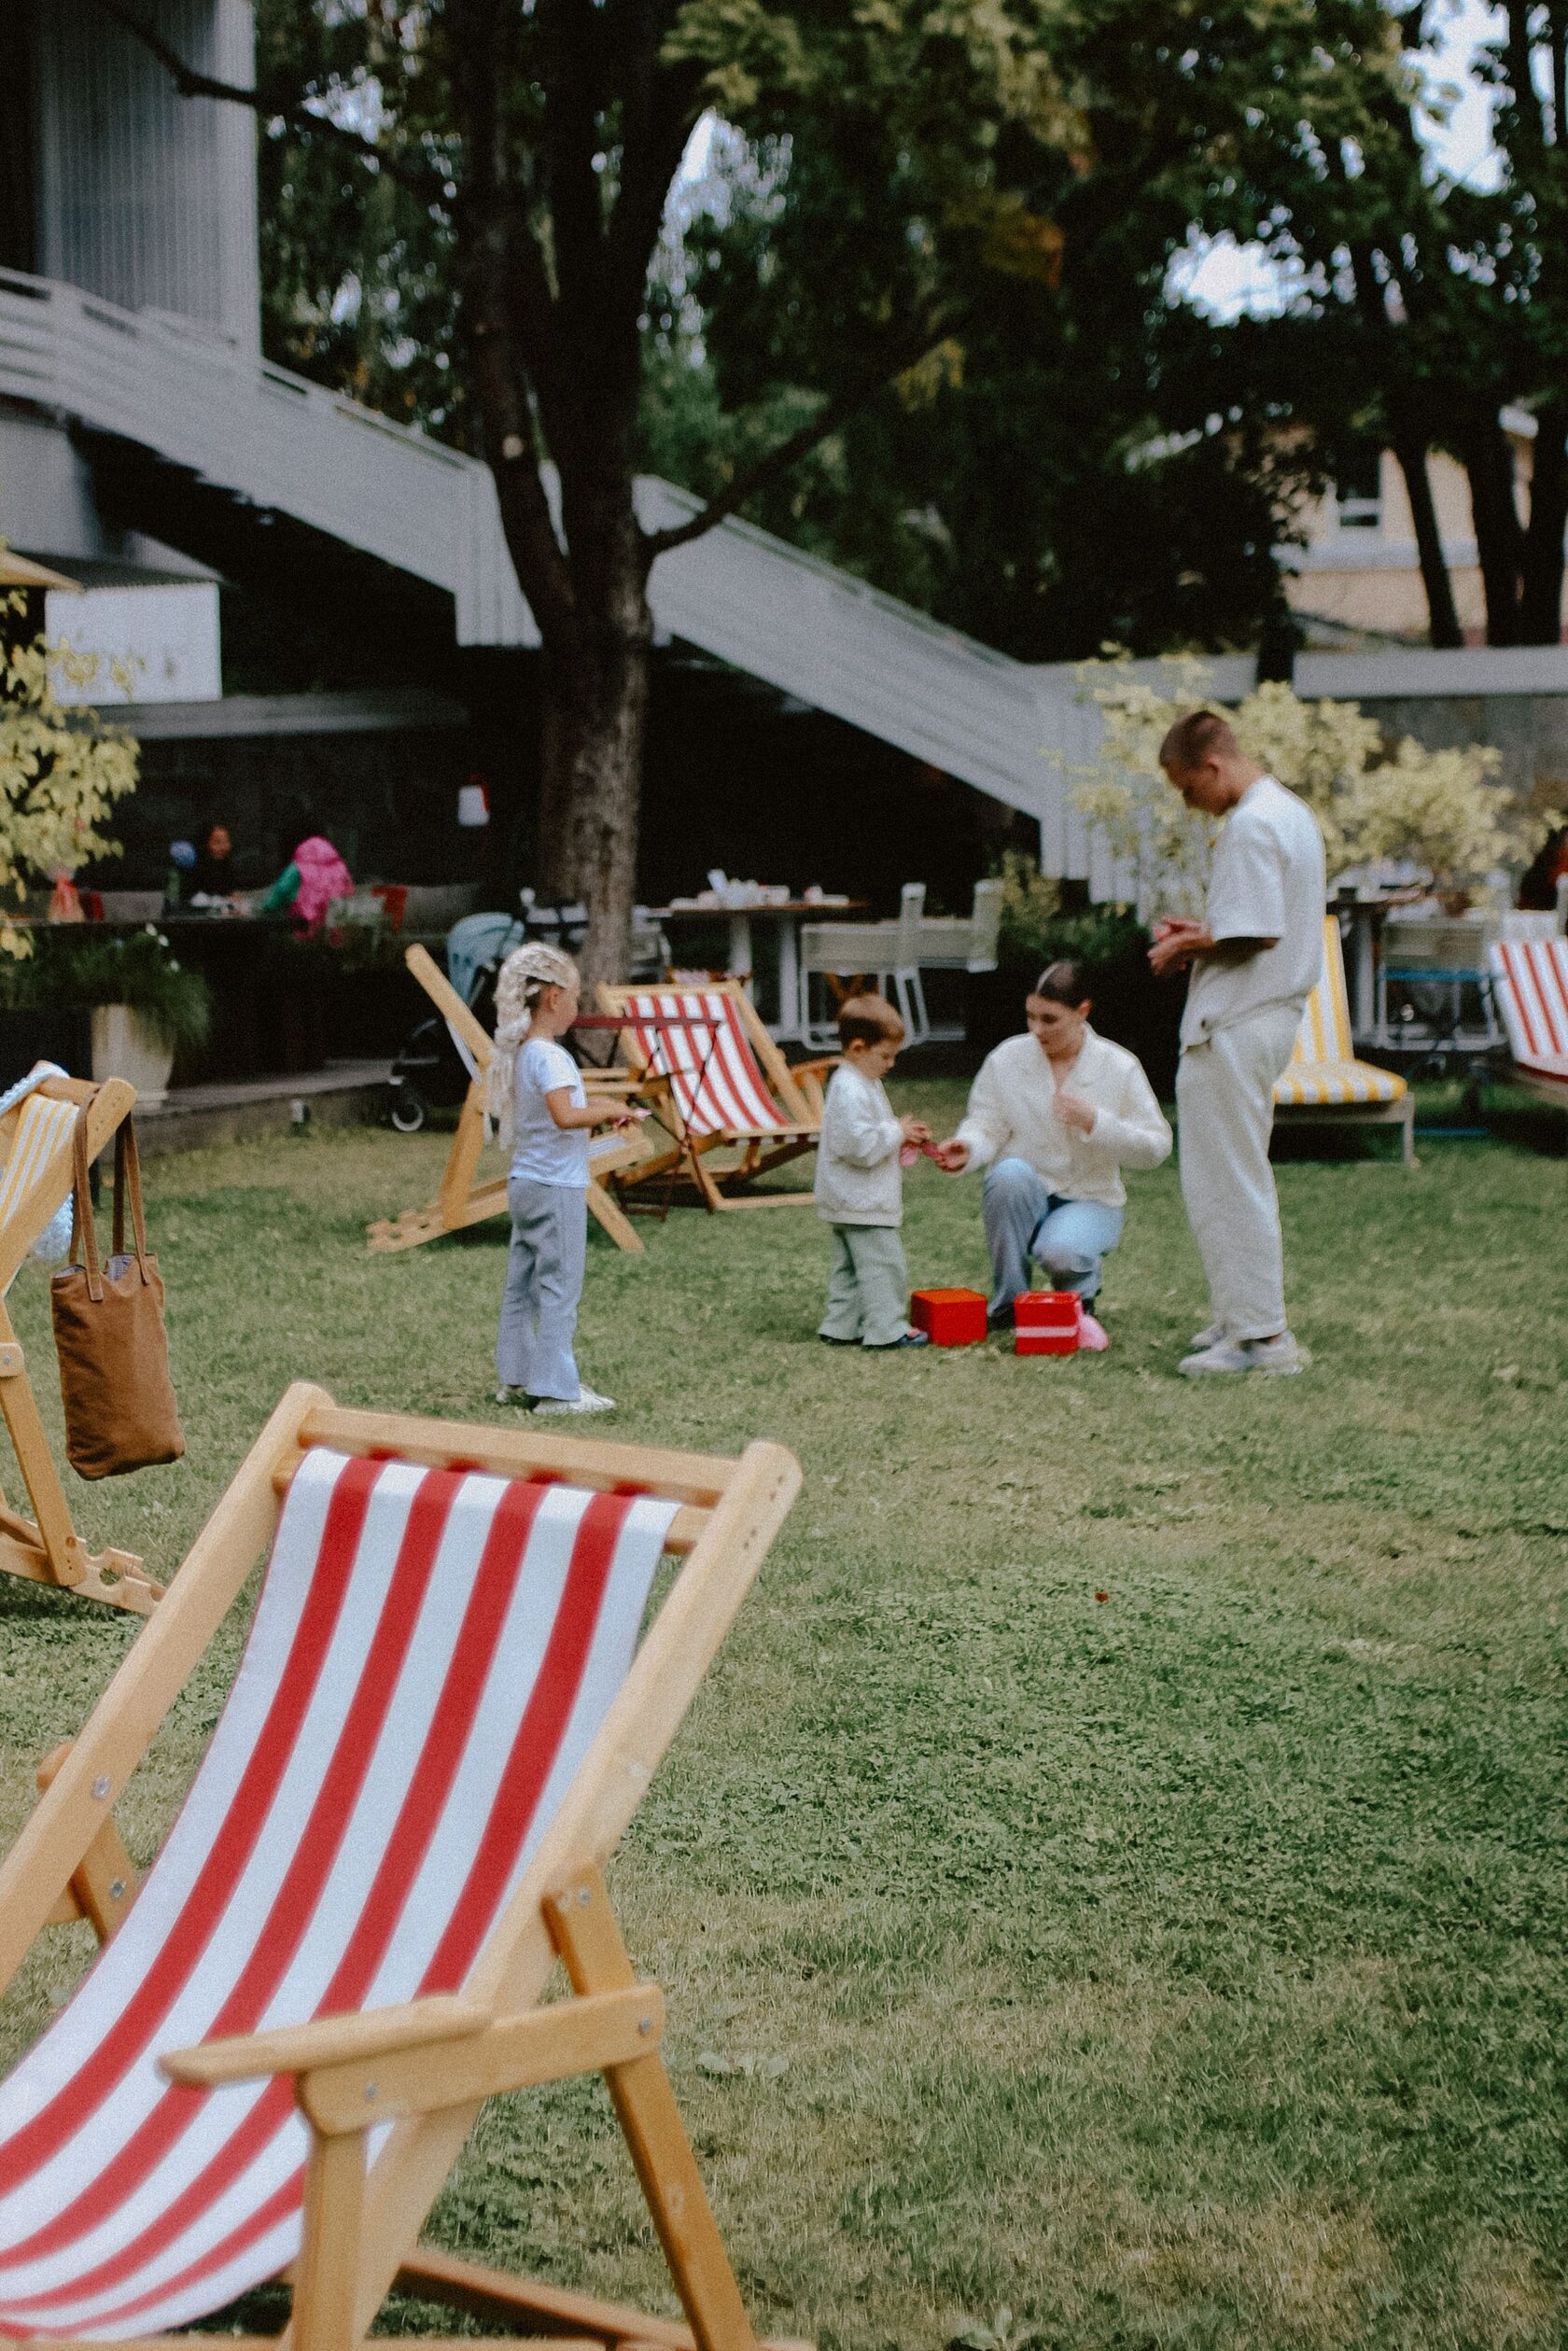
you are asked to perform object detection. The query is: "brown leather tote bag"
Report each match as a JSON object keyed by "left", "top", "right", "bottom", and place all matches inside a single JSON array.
[{"left": 50, "top": 1108, "right": 185, "bottom": 1479}]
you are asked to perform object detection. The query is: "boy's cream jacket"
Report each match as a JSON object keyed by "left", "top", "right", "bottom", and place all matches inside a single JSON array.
[
  {"left": 814, "top": 1061, "right": 905, "bottom": 1225},
  {"left": 954, "top": 1027, "right": 1171, "bottom": 1208}
]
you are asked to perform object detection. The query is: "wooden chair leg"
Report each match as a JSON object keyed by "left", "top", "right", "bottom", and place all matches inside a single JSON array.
[
  {"left": 587, "top": 1180, "right": 645, "bottom": 1254},
  {"left": 293, "top": 2128, "right": 368, "bottom": 2351},
  {"left": 545, "top": 1872, "right": 761, "bottom": 2351},
  {"left": 0, "top": 1326, "right": 160, "bottom": 1614}
]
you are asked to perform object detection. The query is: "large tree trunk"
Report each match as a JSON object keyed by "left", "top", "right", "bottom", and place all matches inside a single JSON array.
[
  {"left": 1390, "top": 427, "right": 1463, "bottom": 648},
  {"left": 1460, "top": 414, "right": 1527, "bottom": 646},
  {"left": 536, "top": 597, "right": 653, "bottom": 989},
  {"left": 1518, "top": 401, "right": 1568, "bottom": 644}
]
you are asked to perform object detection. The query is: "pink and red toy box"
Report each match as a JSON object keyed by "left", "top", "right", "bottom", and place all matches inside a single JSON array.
[
  {"left": 909, "top": 1287, "right": 988, "bottom": 1347},
  {"left": 1014, "top": 1290, "right": 1082, "bottom": 1355}
]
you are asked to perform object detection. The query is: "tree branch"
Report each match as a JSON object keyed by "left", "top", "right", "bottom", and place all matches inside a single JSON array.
[
  {"left": 643, "top": 316, "right": 968, "bottom": 559},
  {"left": 91, "top": 0, "right": 446, "bottom": 206}
]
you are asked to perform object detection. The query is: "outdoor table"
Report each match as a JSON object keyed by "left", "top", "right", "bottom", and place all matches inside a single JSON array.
[{"left": 649, "top": 899, "right": 867, "bottom": 1043}]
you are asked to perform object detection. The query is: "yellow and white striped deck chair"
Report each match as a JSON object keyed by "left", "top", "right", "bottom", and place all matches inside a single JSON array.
[
  {"left": 0, "top": 1069, "right": 162, "bottom": 1615},
  {"left": 1274, "top": 916, "right": 1415, "bottom": 1164}
]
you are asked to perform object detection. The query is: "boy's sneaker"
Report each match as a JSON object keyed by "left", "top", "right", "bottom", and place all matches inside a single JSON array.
[
  {"left": 533, "top": 1385, "right": 617, "bottom": 1415},
  {"left": 1078, "top": 1311, "right": 1111, "bottom": 1352},
  {"left": 495, "top": 1385, "right": 536, "bottom": 1408},
  {"left": 1178, "top": 1332, "right": 1301, "bottom": 1378},
  {"left": 865, "top": 1328, "right": 931, "bottom": 1350}
]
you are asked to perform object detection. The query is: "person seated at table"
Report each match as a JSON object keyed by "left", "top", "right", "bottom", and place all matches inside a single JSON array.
[
  {"left": 189, "top": 820, "right": 238, "bottom": 902},
  {"left": 931, "top": 960, "right": 1171, "bottom": 1346},
  {"left": 246, "top": 832, "right": 353, "bottom": 933}
]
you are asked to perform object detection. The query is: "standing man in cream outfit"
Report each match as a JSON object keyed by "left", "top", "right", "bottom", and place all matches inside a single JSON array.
[{"left": 1151, "top": 710, "right": 1325, "bottom": 1376}]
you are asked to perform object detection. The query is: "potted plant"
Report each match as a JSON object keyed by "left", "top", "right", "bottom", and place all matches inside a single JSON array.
[{"left": 23, "top": 927, "right": 213, "bottom": 1106}]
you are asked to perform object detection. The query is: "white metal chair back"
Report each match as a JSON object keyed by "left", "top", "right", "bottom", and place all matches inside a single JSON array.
[{"left": 966, "top": 876, "right": 1004, "bottom": 971}]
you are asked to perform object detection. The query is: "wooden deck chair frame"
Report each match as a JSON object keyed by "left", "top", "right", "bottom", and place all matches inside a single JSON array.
[
  {"left": 0, "top": 1072, "right": 162, "bottom": 1617},
  {"left": 595, "top": 981, "right": 833, "bottom": 1214},
  {"left": 368, "top": 946, "right": 648, "bottom": 1255},
  {"left": 1273, "top": 917, "right": 1416, "bottom": 1166},
  {"left": 0, "top": 1383, "right": 808, "bottom": 2351}
]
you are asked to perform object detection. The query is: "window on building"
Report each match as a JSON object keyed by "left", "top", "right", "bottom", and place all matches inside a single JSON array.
[{"left": 1335, "top": 445, "right": 1383, "bottom": 530}]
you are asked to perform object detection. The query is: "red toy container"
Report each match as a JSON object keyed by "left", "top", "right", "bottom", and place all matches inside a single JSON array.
[
  {"left": 909, "top": 1287, "right": 988, "bottom": 1347},
  {"left": 1015, "top": 1290, "right": 1082, "bottom": 1355}
]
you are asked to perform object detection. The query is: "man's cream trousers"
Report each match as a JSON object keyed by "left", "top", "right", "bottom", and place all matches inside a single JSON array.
[{"left": 1175, "top": 1002, "right": 1302, "bottom": 1343}]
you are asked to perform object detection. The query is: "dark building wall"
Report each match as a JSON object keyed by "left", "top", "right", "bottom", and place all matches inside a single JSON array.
[
  {"left": 0, "top": 10, "right": 35, "bottom": 275},
  {"left": 81, "top": 722, "right": 482, "bottom": 891},
  {"left": 80, "top": 652, "right": 1029, "bottom": 912}
]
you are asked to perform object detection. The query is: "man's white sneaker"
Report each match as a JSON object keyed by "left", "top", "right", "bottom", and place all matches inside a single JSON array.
[
  {"left": 533, "top": 1385, "right": 617, "bottom": 1416},
  {"left": 1178, "top": 1332, "right": 1301, "bottom": 1378}
]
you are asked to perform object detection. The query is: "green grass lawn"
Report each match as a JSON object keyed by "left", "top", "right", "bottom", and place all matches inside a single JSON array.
[{"left": 1, "top": 1089, "right": 1564, "bottom": 2351}]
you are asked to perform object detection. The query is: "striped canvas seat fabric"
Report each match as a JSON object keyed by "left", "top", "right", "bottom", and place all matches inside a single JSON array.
[
  {"left": 1489, "top": 939, "right": 1568, "bottom": 1088},
  {"left": 0, "top": 1448, "right": 677, "bottom": 2342},
  {"left": 0, "top": 1092, "right": 78, "bottom": 1228},
  {"left": 1275, "top": 917, "right": 1407, "bottom": 1108},
  {"left": 623, "top": 991, "right": 801, "bottom": 1138}
]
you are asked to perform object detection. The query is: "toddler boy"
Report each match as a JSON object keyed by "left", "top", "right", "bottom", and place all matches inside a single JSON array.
[{"left": 815, "top": 994, "right": 931, "bottom": 1350}]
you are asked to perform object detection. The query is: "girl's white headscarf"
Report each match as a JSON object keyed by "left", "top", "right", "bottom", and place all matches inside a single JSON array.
[{"left": 486, "top": 941, "right": 580, "bottom": 1134}]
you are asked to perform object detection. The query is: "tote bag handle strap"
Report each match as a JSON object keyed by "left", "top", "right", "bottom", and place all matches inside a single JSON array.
[
  {"left": 110, "top": 1117, "right": 153, "bottom": 1284},
  {"left": 70, "top": 1099, "right": 104, "bottom": 1304}
]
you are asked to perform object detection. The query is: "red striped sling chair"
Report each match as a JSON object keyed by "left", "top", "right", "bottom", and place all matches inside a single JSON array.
[
  {"left": 0, "top": 1384, "right": 806, "bottom": 2351},
  {"left": 593, "top": 984, "right": 833, "bottom": 1214},
  {"left": 1488, "top": 937, "right": 1568, "bottom": 1113}
]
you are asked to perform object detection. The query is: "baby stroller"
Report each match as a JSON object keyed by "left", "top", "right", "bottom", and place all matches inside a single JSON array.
[
  {"left": 385, "top": 912, "right": 519, "bottom": 1133},
  {"left": 384, "top": 897, "right": 668, "bottom": 1131}
]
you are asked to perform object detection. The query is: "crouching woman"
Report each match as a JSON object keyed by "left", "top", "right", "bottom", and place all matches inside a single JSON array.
[{"left": 932, "top": 960, "right": 1172, "bottom": 1345}]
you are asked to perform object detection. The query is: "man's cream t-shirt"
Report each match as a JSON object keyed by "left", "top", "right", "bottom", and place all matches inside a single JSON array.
[{"left": 1181, "top": 775, "right": 1326, "bottom": 1048}]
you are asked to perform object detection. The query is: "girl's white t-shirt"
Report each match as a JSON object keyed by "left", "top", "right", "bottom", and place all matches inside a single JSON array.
[{"left": 510, "top": 1036, "right": 589, "bottom": 1186}]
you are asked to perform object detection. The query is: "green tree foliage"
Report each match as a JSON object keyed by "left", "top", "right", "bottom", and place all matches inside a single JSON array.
[
  {"left": 163, "top": 0, "right": 1083, "bottom": 973},
  {"left": 0, "top": 578, "right": 138, "bottom": 960}
]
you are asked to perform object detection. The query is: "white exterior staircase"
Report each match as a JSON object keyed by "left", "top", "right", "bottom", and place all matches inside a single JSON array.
[{"left": 0, "top": 267, "right": 1064, "bottom": 834}]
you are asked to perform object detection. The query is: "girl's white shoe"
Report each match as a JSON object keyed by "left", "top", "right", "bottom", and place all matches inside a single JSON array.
[
  {"left": 1078, "top": 1312, "right": 1111, "bottom": 1352},
  {"left": 533, "top": 1385, "right": 617, "bottom": 1416}
]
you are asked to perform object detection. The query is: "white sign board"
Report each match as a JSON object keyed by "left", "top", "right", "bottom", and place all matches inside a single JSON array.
[{"left": 45, "top": 581, "right": 222, "bottom": 706}]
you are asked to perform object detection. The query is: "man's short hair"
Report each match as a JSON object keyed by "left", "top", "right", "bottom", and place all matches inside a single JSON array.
[
  {"left": 1159, "top": 708, "right": 1239, "bottom": 772},
  {"left": 837, "top": 992, "right": 905, "bottom": 1049}
]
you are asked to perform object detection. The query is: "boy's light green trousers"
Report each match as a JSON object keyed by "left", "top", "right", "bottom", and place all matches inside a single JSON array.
[{"left": 819, "top": 1223, "right": 911, "bottom": 1348}]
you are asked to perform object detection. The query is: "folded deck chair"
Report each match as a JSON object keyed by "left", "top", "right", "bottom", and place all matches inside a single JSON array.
[
  {"left": 0, "top": 1384, "right": 806, "bottom": 2351},
  {"left": 1487, "top": 937, "right": 1568, "bottom": 1112},
  {"left": 1273, "top": 917, "right": 1415, "bottom": 1164},
  {"left": 0, "top": 1071, "right": 162, "bottom": 1616},
  {"left": 595, "top": 983, "right": 830, "bottom": 1213},
  {"left": 368, "top": 947, "right": 648, "bottom": 1256}
]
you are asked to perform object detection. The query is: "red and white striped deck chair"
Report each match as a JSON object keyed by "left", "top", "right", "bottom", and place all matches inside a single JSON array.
[
  {"left": 0, "top": 1385, "right": 805, "bottom": 2351},
  {"left": 595, "top": 981, "right": 830, "bottom": 1213},
  {"left": 0, "top": 1071, "right": 161, "bottom": 1616},
  {"left": 1488, "top": 938, "right": 1568, "bottom": 1112},
  {"left": 1272, "top": 917, "right": 1415, "bottom": 1164}
]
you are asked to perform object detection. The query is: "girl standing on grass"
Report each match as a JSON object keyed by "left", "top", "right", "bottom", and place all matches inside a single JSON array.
[{"left": 488, "top": 942, "right": 637, "bottom": 1416}]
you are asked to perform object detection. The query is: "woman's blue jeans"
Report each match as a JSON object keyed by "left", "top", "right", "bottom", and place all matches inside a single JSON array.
[{"left": 981, "top": 1156, "right": 1124, "bottom": 1316}]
